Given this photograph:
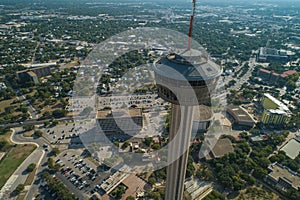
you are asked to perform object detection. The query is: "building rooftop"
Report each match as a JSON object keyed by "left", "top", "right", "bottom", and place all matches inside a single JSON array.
[
  {"left": 153, "top": 49, "right": 222, "bottom": 81},
  {"left": 283, "top": 70, "right": 297, "bottom": 76},
  {"left": 264, "top": 93, "right": 290, "bottom": 112},
  {"left": 258, "top": 68, "right": 297, "bottom": 79},
  {"left": 259, "top": 47, "right": 289, "bottom": 57},
  {"left": 227, "top": 105, "right": 256, "bottom": 123},
  {"left": 22, "top": 62, "right": 57, "bottom": 68},
  {"left": 268, "top": 109, "right": 291, "bottom": 116},
  {"left": 96, "top": 109, "right": 142, "bottom": 119},
  {"left": 184, "top": 178, "right": 213, "bottom": 200},
  {"left": 17, "top": 65, "right": 51, "bottom": 74},
  {"left": 27, "top": 71, "right": 37, "bottom": 77},
  {"left": 268, "top": 163, "right": 300, "bottom": 190},
  {"left": 259, "top": 68, "right": 271, "bottom": 74}
]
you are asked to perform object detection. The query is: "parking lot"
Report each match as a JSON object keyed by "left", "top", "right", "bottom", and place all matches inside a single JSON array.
[
  {"left": 55, "top": 149, "right": 111, "bottom": 197},
  {"left": 39, "top": 121, "right": 92, "bottom": 145}
]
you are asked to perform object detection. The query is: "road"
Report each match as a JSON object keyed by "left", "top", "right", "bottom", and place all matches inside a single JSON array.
[
  {"left": 230, "top": 58, "right": 257, "bottom": 91},
  {"left": 12, "top": 131, "right": 53, "bottom": 200},
  {"left": 0, "top": 129, "right": 47, "bottom": 200},
  {"left": 0, "top": 116, "right": 76, "bottom": 128},
  {"left": 16, "top": 90, "right": 38, "bottom": 119}
]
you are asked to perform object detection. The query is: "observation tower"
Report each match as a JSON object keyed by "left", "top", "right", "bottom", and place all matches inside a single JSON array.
[{"left": 153, "top": 1, "right": 222, "bottom": 199}]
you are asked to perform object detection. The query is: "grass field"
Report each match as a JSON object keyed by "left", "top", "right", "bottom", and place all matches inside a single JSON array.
[
  {"left": 23, "top": 130, "right": 34, "bottom": 137},
  {"left": 0, "top": 131, "right": 12, "bottom": 145},
  {"left": 0, "top": 99, "right": 14, "bottom": 113},
  {"left": 0, "top": 144, "right": 36, "bottom": 188}
]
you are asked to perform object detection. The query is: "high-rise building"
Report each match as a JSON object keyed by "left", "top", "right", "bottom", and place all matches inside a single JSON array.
[{"left": 153, "top": 49, "right": 221, "bottom": 199}]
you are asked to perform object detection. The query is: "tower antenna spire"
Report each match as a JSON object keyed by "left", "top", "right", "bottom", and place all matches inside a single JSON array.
[{"left": 188, "top": 0, "right": 196, "bottom": 50}]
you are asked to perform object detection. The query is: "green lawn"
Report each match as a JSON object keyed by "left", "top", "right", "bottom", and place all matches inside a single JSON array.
[
  {"left": 0, "top": 99, "right": 14, "bottom": 113},
  {"left": 0, "top": 144, "right": 36, "bottom": 188}
]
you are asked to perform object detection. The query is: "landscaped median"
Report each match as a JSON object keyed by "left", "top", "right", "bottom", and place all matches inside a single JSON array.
[
  {"left": 0, "top": 130, "right": 37, "bottom": 190},
  {"left": 0, "top": 143, "right": 36, "bottom": 189}
]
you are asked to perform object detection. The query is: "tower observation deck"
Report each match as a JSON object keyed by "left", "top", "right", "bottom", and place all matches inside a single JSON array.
[{"left": 153, "top": 48, "right": 221, "bottom": 199}]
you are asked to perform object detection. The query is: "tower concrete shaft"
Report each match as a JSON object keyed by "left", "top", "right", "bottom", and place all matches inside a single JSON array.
[{"left": 165, "top": 104, "right": 194, "bottom": 200}]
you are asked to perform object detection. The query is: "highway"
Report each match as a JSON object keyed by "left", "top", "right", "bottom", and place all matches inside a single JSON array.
[{"left": 0, "top": 116, "right": 76, "bottom": 128}]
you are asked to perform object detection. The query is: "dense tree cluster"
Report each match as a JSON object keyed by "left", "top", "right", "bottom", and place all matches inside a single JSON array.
[
  {"left": 208, "top": 139, "right": 256, "bottom": 191},
  {"left": 111, "top": 184, "right": 127, "bottom": 199},
  {"left": 26, "top": 163, "right": 36, "bottom": 172},
  {"left": 270, "top": 151, "right": 300, "bottom": 172},
  {"left": 203, "top": 190, "right": 225, "bottom": 200},
  {"left": 41, "top": 172, "right": 75, "bottom": 200}
]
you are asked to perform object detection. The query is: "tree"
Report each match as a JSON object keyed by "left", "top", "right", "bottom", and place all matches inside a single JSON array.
[
  {"left": 111, "top": 185, "right": 126, "bottom": 199},
  {"left": 42, "top": 111, "right": 51, "bottom": 119},
  {"left": 286, "top": 188, "right": 300, "bottom": 200},
  {"left": 53, "top": 163, "right": 61, "bottom": 171},
  {"left": 44, "top": 121, "right": 50, "bottom": 127},
  {"left": 148, "top": 177, "right": 156, "bottom": 186},
  {"left": 203, "top": 190, "right": 225, "bottom": 200},
  {"left": 186, "top": 155, "right": 195, "bottom": 178},
  {"left": 23, "top": 124, "right": 34, "bottom": 131},
  {"left": 0, "top": 141, "right": 9, "bottom": 151},
  {"left": 253, "top": 167, "right": 268, "bottom": 179},
  {"left": 52, "top": 147, "right": 60, "bottom": 156},
  {"left": 15, "top": 184, "right": 25, "bottom": 193},
  {"left": 144, "top": 137, "right": 153, "bottom": 146},
  {"left": 52, "top": 109, "right": 67, "bottom": 118},
  {"left": 152, "top": 144, "right": 161, "bottom": 150},
  {"left": 51, "top": 120, "right": 58, "bottom": 126},
  {"left": 27, "top": 163, "right": 36, "bottom": 172},
  {"left": 122, "top": 142, "right": 130, "bottom": 149},
  {"left": 126, "top": 196, "right": 135, "bottom": 200},
  {"left": 4, "top": 106, "right": 14, "bottom": 114},
  {"left": 286, "top": 80, "right": 296, "bottom": 91},
  {"left": 145, "top": 191, "right": 161, "bottom": 200},
  {"left": 48, "top": 157, "right": 54, "bottom": 169},
  {"left": 34, "top": 130, "right": 43, "bottom": 138}
]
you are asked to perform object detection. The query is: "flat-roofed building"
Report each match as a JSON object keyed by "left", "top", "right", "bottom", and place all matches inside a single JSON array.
[
  {"left": 261, "top": 109, "right": 291, "bottom": 125},
  {"left": 27, "top": 71, "right": 39, "bottom": 84},
  {"left": 100, "top": 165, "right": 131, "bottom": 194},
  {"left": 265, "top": 163, "right": 300, "bottom": 192},
  {"left": 257, "top": 68, "right": 271, "bottom": 81},
  {"left": 17, "top": 65, "right": 51, "bottom": 84},
  {"left": 184, "top": 178, "right": 213, "bottom": 200},
  {"left": 96, "top": 108, "right": 143, "bottom": 135},
  {"left": 261, "top": 94, "right": 291, "bottom": 125},
  {"left": 257, "top": 47, "right": 292, "bottom": 62},
  {"left": 227, "top": 105, "right": 256, "bottom": 127},
  {"left": 257, "top": 68, "right": 298, "bottom": 85}
]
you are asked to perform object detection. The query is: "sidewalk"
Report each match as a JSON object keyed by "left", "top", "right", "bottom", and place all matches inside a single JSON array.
[{"left": 0, "top": 129, "right": 43, "bottom": 199}]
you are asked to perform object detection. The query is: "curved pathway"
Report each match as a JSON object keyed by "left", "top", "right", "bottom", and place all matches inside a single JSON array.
[{"left": 0, "top": 129, "right": 48, "bottom": 200}]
